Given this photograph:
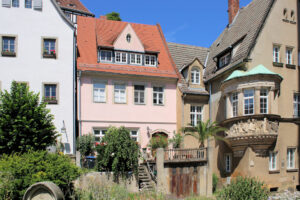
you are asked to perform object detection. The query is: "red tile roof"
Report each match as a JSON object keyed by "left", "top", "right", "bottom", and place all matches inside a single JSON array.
[
  {"left": 77, "top": 16, "right": 178, "bottom": 79},
  {"left": 56, "top": 0, "right": 93, "bottom": 16}
]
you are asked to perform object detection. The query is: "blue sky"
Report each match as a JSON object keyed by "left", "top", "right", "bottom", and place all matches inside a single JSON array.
[{"left": 80, "top": 0, "right": 252, "bottom": 48}]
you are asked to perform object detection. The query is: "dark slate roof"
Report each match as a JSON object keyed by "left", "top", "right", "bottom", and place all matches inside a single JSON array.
[
  {"left": 167, "top": 42, "right": 209, "bottom": 95},
  {"left": 56, "top": 0, "right": 94, "bottom": 16},
  {"left": 205, "top": 0, "right": 275, "bottom": 81},
  {"left": 167, "top": 42, "right": 209, "bottom": 70}
]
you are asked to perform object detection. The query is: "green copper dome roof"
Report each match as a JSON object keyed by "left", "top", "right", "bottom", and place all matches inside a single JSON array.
[{"left": 224, "top": 64, "right": 283, "bottom": 82}]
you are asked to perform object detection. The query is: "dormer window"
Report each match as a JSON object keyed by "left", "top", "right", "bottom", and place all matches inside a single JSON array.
[
  {"left": 145, "top": 55, "right": 156, "bottom": 67},
  {"left": 130, "top": 53, "right": 142, "bottom": 65},
  {"left": 116, "top": 52, "right": 127, "bottom": 64},
  {"left": 100, "top": 50, "right": 112, "bottom": 62},
  {"left": 218, "top": 53, "right": 231, "bottom": 68},
  {"left": 126, "top": 34, "right": 131, "bottom": 43},
  {"left": 191, "top": 68, "right": 200, "bottom": 84}
]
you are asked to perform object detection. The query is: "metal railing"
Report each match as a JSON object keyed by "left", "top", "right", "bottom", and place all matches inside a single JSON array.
[{"left": 164, "top": 148, "right": 207, "bottom": 162}]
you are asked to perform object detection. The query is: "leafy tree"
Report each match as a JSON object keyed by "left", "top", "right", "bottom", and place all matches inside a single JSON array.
[
  {"left": 168, "top": 132, "right": 183, "bottom": 148},
  {"left": 182, "top": 120, "right": 226, "bottom": 148},
  {"left": 217, "top": 176, "right": 269, "bottom": 200},
  {"left": 106, "top": 12, "right": 122, "bottom": 21},
  {"left": 96, "top": 127, "right": 139, "bottom": 181},
  {"left": 77, "top": 134, "right": 95, "bottom": 157},
  {"left": 0, "top": 81, "right": 57, "bottom": 154},
  {"left": 148, "top": 134, "right": 168, "bottom": 150}
]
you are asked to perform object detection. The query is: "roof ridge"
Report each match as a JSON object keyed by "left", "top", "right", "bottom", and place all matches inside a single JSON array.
[{"left": 168, "top": 42, "right": 209, "bottom": 50}]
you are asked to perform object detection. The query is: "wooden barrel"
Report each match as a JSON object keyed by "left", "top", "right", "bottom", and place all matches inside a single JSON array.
[{"left": 23, "top": 182, "right": 64, "bottom": 200}]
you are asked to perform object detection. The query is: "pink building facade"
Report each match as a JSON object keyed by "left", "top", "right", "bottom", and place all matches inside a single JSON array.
[{"left": 77, "top": 16, "right": 178, "bottom": 149}]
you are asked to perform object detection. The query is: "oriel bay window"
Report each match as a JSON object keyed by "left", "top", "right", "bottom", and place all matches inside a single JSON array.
[
  {"left": 231, "top": 92, "right": 238, "bottom": 117},
  {"left": 244, "top": 89, "right": 254, "bottom": 115},
  {"left": 153, "top": 86, "right": 164, "bottom": 105},
  {"left": 190, "top": 105, "right": 203, "bottom": 126},
  {"left": 114, "top": 84, "right": 126, "bottom": 103},
  {"left": 2, "top": 36, "right": 16, "bottom": 57},
  {"left": 44, "top": 84, "right": 57, "bottom": 104},
  {"left": 134, "top": 85, "right": 145, "bottom": 104},
  {"left": 260, "top": 89, "right": 268, "bottom": 114},
  {"left": 93, "top": 82, "right": 106, "bottom": 103}
]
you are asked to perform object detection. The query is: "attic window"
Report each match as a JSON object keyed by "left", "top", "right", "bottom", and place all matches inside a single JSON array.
[
  {"left": 283, "top": 8, "right": 288, "bottom": 18},
  {"left": 68, "top": 3, "right": 75, "bottom": 7},
  {"left": 218, "top": 53, "right": 231, "bottom": 69},
  {"left": 126, "top": 34, "right": 131, "bottom": 43},
  {"left": 291, "top": 10, "right": 295, "bottom": 18}
]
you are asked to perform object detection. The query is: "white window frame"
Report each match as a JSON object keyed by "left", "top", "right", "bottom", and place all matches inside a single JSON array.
[
  {"left": 93, "top": 82, "right": 106, "bottom": 103},
  {"left": 260, "top": 89, "right": 268, "bottom": 114},
  {"left": 269, "top": 151, "right": 277, "bottom": 171},
  {"left": 153, "top": 86, "right": 164, "bottom": 105},
  {"left": 231, "top": 92, "right": 238, "bottom": 117},
  {"left": 287, "top": 148, "right": 296, "bottom": 169},
  {"left": 243, "top": 89, "right": 254, "bottom": 116},
  {"left": 114, "top": 84, "right": 126, "bottom": 104},
  {"left": 93, "top": 129, "right": 107, "bottom": 142},
  {"left": 44, "top": 84, "right": 57, "bottom": 100},
  {"left": 294, "top": 93, "right": 300, "bottom": 118},
  {"left": 130, "top": 53, "right": 142, "bottom": 65},
  {"left": 273, "top": 45, "right": 280, "bottom": 63},
  {"left": 145, "top": 55, "right": 157, "bottom": 67},
  {"left": 130, "top": 130, "right": 139, "bottom": 142},
  {"left": 225, "top": 153, "right": 232, "bottom": 173},
  {"left": 190, "top": 105, "right": 203, "bottom": 127},
  {"left": 219, "top": 53, "right": 231, "bottom": 68},
  {"left": 286, "top": 48, "right": 293, "bottom": 65},
  {"left": 115, "top": 52, "right": 127, "bottom": 64},
  {"left": 43, "top": 39, "right": 56, "bottom": 55},
  {"left": 2, "top": 36, "right": 16, "bottom": 53},
  {"left": 134, "top": 85, "right": 145, "bottom": 105},
  {"left": 100, "top": 50, "right": 112, "bottom": 62},
  {"left": 191, "top": 68, "right": 201, "bottom": 84}
]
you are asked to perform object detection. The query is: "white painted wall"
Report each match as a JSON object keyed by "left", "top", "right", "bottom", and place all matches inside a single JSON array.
[{"left": 0, "top": 0, "right": 75, "bottom": 154}]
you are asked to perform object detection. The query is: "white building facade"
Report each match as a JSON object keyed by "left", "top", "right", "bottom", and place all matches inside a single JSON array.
[{"left": 0, "top": 0, "right": 76, "bottom": 154}]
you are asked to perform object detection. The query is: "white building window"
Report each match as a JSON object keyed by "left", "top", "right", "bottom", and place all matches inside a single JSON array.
[
  {"left": 145, "top": 55, "right": 157, "bottom": 66},
  {"left": 273, "top": 45, "right": 280, "bottom": 63},
  {"left": 130, "top": 53, "right": 142, "bottom": 65},
  {"left": 93, "top": 129, "right": 107, "bottom": 142},
  {"left": 134, "top": 85, "right": 145, "bottom": 104},
  {"left": 12, "top": 0, "right": 19, "bottom": 7},
  {"left": 260, "top": 89, "right": 268, "bottom": 114},
  {"left": 130, "top": 130, "right": 138, "bottom": 142},
  {"left": 100, "top": 50, "right": 112, "bottom": 62},
  {"left": 219, "top": 53, "right": 231, "bottom": 68},
  {"left": 286, "top": 48, "right": 293, "bottom": 65},
  {"left": 153, "top": 86, "right": 164, "bottom": 105},
  {"left": 25, "top": 0, "right": 32, "bottom": 8},
  {"left": 231, "top": 92, "right": 238, "bottom": 117},
  {"left": 294, "top": 94, "right": 300, "bottom": 117},
  {"left": 114, "top": 84, "right": 126, "bottom": 103},
  {"left": 269, "top": 152, "right": 277, "bottom": 171},
  {"left": 190, "top": 105, "right": 203, "bottom": 127},
  {"left": 44, "top": 84, "right": 58, "bottom": 104},
  {"left": 191, "top": 68, "right": 200, "bottom": 84},
  {"left": 115, "top": 52, "right": 127, "bottom": 64},
  {"left": 2, "top": 37, "right": 15, "bottom": 54},
  {"left": 244, "top": 89, "right": 254, "bottom": 115},
  {"left": 287, "top": 148, "right": 296, "bottom": 169},
  {"left": 93, "top": 82, "right": 106, "bottom": 103},
  {"left": 225, "top": 154, "right": 232, "bottom": 173}
]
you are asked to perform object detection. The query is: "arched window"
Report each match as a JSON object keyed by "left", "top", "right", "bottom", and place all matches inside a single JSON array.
[
  {"left": 191, "top": 68, "right": 201, "bottom": 84},
  {"left": 283, "top": 8, "right": 288, "bottom": 19}
]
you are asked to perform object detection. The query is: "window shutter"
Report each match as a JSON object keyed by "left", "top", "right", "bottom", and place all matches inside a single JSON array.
[
  {"left": 2, "top": 0, "right": 11, "bottom": 7},
  {"left": 33, "top": 0, "right": 42, "bottom": 10}
]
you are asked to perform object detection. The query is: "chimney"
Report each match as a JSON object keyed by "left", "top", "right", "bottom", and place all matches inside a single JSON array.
[
  {"left": 100, "top": 16, "right": 107, "bottom": 20},
  {"left": 228, "top": 0, "right": 239, "bottom": 24}
]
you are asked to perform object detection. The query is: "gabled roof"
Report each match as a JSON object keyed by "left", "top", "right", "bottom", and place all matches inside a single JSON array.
[
  {"left": 167, "top": 42, "right": 209, "bottom": 70},
  {"left": 224, "top": 64, "right": 283, "bottom": 82},
  {"left": 56, "top": 0, "right": 94, "bottom": 16},
  {"left": 205, "top": 0, "right": 275, "bottom": 81},
  {"left": 77, "top": 17, "right": 178, "bottom": 79}
]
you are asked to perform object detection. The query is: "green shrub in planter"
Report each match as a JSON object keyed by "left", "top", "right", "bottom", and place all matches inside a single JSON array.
[
  {"left": 217, "top": 176, "right": 269, "bottom": 200},
  {"left": 0, "top": 151, "right": 82, "bottom": 199}
]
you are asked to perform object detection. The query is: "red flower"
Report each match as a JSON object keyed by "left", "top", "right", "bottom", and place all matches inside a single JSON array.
[{"left": 95, "top": 142, "right": 100, "bottom": 146}]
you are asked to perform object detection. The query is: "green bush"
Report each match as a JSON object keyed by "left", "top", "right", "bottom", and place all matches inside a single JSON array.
[
  {"left": 96, "top": 127, "right": 139, "bottom": 181},
  {"left": 212, "top": 173, "right": 218, "bottom": 193},
  {"left": 148, "top": 135, "right": 168, "bottom": 149},
  {"left": 77, "top": 134, "right": 95, "bottom": 157},
  {"left": 0, "top": 151, "right": 81, "bottom": 199},
  {"left": 217, "top": 176, "right": 269, "bottom": 200},
  {"left": 0, "top": 81, "right": 57, "bottom": 154}
]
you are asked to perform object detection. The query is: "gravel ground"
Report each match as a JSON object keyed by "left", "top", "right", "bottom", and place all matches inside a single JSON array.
[{"left": 269, "top": 191, "right": 300, "bottom": 200}]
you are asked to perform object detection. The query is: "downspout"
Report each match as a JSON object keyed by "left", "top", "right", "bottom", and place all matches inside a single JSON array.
[
  {"left": 72, "top": 30, "right": 77, "bottom": 155},
  {"left": 78, "top": 70, "right": 82, "bottom": 138},
  {"left": 182, "top": 94, "right": 186, "bottom": 128}
]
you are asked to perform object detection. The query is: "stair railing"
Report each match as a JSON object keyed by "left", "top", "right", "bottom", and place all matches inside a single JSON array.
[{"left": 141, "top": 150, "right": 157, "bottom": 183}]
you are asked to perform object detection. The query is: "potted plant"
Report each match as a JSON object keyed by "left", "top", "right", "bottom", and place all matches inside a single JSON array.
[
  {"left": 1, "top": 49, "right": 16, "bottom": 57},
  {"left": 148, "top": 135, "right": 168, "bottom": 157}
]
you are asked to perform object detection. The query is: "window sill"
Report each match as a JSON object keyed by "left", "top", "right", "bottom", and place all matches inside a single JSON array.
[
  {"left": 44, "top": 100, "right": 58, "bottom": 105},
  {"left": 287, "top": 168, "right": 298, "bottom": 172},
  {"left": 114, "top": 102, "right": 127, "bottom": 104},
  {"left": 286, "top": 64, "right": 296, "bottom": 69},
  {"left": 94, "top": 101, "right": 106, "bottom": 104},
  {"left": 273, "top": 62, "right": 284, "bottom": 67},
  {"left": 153, "top": 104, "right": 164, "bottom": 106},
  {"left": 269, "top": 170, "right": 280, "bottom": 174},
  {"left": 43, "top": 54, "right": 56, "bottom": 59},
  {"left": 1, "top": 51, "right": 16, "bottom": 57},
  {"left": 134, "top": 103, "right": 146, "bottom": 106}
]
